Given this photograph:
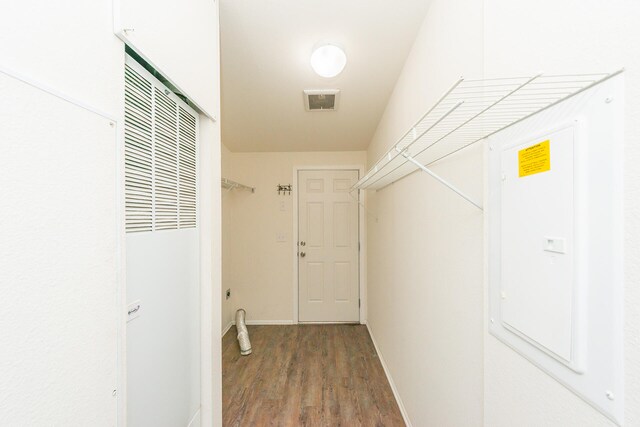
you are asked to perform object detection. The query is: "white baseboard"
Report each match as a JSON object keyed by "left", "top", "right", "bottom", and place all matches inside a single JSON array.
[
  {"left": 186, "top": 408, "right": 200, "bottom": 427},
  {"left": 245, "top": 319, "right": 294, "bottom": 325},
  {"left": 224, "top": 320, "right": 363, "bottom": 337},
  {"left": 226, "top": 320, "right": 364, "bottom": 329},
  {"left": 366, "top": 324, "right": 412, "bottom": 427},
  {"left": 222, "top": 321, "right": 234, "bottom": 337},
  {"left": 297, "top": 321, "right": 360, "bottom": 324},
  {"left": 224, "top": 320, "right": 295, "bottom": 335}
]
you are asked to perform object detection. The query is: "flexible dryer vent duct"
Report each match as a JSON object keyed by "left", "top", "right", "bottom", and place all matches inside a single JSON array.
[{"left": 235, "top": 309, "right": 252, "bottom": 356}]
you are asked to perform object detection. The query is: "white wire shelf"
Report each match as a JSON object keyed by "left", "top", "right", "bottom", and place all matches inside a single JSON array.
[
  {"left": 221, "top": 177, "right": 255, "bottom": 193},
  {"left": 354, "top": 70, "right": 623, "bottom": 195}
]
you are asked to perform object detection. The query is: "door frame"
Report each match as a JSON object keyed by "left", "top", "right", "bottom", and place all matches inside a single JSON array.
[{"left": 292, "top": 165, "right": 366, "bottom": 324}]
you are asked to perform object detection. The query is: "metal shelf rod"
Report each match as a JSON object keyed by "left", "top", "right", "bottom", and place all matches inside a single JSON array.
[
  {"left": 221, "top": 177, "right": 255, "bottom": 193},
  {"left": 397, "top": 147, "right": 483, "bottom": 210}
]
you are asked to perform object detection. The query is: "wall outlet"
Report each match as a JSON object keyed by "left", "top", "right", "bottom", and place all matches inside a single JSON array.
[
  {"left": 276, "top": 232, "right": 286, "bottom": 242},
  {"left": 279, "top": 200, "right": 286, "bottom": 211},
  {"left": 226, "top": 289, "right": 231, "bottom": 300}
]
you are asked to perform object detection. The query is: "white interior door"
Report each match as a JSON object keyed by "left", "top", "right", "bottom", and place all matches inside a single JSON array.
[
  {"left": 298, "top": 169, "right": 359, "bottom": 322},
  {"left": 124, "top": 57, "right": 201, "bottom": 427}
]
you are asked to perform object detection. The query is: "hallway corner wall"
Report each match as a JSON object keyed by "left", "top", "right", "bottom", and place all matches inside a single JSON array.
[
  {"left": 221, "top": 143, "right": 236, "bottom": 333},
  {"left": 221, "top": 150, "right": 366, "bottom": 328},
  {"left": 365, "top": 0, "right": 485, "bottom": 425}
]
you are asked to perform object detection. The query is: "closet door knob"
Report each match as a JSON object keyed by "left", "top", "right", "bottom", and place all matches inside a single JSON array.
[{"left": 300, "top": 252, "right": 306, "bottom": 258}]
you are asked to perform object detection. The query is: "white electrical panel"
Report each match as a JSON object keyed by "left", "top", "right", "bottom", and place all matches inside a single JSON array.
[
  {"left": 488, "top": 75, "right": 624, "bottom": 425},
  {"left": 500, "top": 124, "right": 580, "bottom": 369}
]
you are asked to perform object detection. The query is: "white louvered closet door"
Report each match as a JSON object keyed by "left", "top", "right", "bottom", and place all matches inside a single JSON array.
[{"left": 124, "top": 56, "right": 201, "bottom": 427}]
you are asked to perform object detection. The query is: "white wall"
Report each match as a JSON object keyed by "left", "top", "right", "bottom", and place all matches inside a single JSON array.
[
  {"left": 367, "top": 1, "right": 640, "bottom": 426},
  {"left": 221, "top": 143, "right": 235, "bottom": 332},
  {"left": 0, "top": 1, "right": 123, "bottom": 115},
  {"left": 0, "top": 72, "right": 120, "bottom": 425},
  {"left": 221, "top": 150, "right": 366, "bottom": 330},
  {"left": 201, "top": 116, "right": 223, "bottom": 427},
  {"left": 0, "top": 0, "right": 124, "bottom": 424},
  {"left": 115, "top": 0, "right": 220, "bottom": 118},
  {"left": 483, "top": 1, "right": 640, "bottom": 426},
  {"left": 365, "top": 1, "right": 485, "bottom": 426},
  {"left": 0, "top": 1, "right": 222, "bottom": 425}
]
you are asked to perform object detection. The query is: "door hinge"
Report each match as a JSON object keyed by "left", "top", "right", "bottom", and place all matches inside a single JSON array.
[
  {"left": 358, "top": 299, "right": 361, "bottom": 308},
  {"left": 358, "top": 242, "right": 360, "bottom": 252}
]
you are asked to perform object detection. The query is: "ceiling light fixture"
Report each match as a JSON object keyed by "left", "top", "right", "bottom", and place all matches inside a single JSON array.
[{"left": 310, "top": 44, "right": 347, "bottom": 78}]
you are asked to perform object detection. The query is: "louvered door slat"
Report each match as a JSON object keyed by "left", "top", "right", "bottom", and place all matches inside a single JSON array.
[
  {"left": 153, "top": 88, "right": 178, "bottom": 231},
  {"left": 178, "top": 107, "right": 197, "bottom": 228},
  {"left": 125, "top": 57, "right": 198, "bottom": 234},
  {"left": 125, "top": 64, "right": 153, "bottom": 233}
]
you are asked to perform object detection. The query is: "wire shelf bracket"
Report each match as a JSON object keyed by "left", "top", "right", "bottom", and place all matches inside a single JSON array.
[
  {"left": 354, "top": 69, "right": 625, "bottom": 210},
  {"left": 221, "top": 177, "right": 255, "bottom": 193},
  {"left": 397, "top": 146, "right": 483, "bottom": 210}
]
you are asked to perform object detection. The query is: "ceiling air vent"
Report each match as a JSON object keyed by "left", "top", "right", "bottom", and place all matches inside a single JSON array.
[{"left": 304, "top": 89, "right": 340, "bottom": 111}]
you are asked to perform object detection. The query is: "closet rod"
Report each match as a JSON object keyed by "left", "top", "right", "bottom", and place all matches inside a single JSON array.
[{"left": 221, "top": 177, "right": 255, "bottom": 193}]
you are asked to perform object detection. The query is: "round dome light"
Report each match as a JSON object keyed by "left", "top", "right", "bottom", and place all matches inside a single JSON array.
[{"left": 310, "top": 45, "right": 347, "bottom": 78}]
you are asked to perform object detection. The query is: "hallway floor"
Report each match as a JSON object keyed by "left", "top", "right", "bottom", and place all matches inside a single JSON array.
[{"left": 222, "top": 324, "right": 405, "bottom": 426}]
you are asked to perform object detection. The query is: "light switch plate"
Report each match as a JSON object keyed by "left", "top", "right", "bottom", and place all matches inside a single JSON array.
[{"left": 544, "top": 236, "right": 566, "bottom": 253}]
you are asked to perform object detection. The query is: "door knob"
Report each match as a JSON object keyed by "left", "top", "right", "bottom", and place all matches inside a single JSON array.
[
  {"left": 300, "top": 252, "right": 306, "bottom": 258},
  {"left": 300, "top": 241, "right": 306, "bottom": 246}
]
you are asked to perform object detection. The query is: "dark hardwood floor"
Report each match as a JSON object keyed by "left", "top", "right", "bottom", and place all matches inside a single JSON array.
[{"left": 222, "top": 324, "right": 405, "bottom": 427}]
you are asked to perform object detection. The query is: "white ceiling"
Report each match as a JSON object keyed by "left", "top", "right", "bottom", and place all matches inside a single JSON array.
[{"left": 220, "top": 0, "right": 431, "bottom": 152}]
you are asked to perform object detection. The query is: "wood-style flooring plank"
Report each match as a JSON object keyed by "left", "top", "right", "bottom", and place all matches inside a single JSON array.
[{"left": 222, "top": 324, "right": 405, "bottom": 427}]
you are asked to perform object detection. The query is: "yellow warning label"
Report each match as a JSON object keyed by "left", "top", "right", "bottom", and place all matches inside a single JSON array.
[{"left": 519, "top": 140, "right": 550, "bottom": 177}]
